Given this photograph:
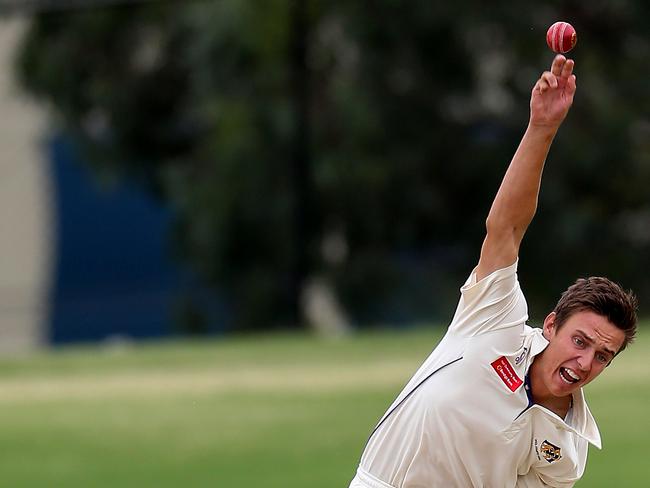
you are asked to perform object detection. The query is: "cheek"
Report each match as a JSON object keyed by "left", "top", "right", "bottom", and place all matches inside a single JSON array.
[
  {"left": 552, "top": 342, "right": 574, "bottom": 360},
  {"left": 586, "top": 363, "right": 607, "bottom": 381}
]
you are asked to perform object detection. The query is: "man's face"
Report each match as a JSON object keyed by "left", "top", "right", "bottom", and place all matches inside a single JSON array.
[{"left": 536, "top": 310, "right": 625, "bottom": 398}]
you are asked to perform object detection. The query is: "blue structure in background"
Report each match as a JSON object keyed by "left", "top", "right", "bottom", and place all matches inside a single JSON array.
[{"left": 47, "top": 136, "right": 225, "bottom": 344}]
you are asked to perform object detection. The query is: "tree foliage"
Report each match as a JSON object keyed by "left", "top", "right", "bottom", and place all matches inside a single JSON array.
[{"left": 15, "top": 0, "right": 650, "bottom": 329}]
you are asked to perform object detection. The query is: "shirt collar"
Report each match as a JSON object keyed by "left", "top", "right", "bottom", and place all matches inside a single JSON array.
[{"left": 569, "top": 386, "right": 602, "bottom": 448}]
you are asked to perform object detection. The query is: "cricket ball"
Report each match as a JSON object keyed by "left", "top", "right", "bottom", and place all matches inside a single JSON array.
[{"left": 546, "top": 21, "right": 577, "bottom": 54}]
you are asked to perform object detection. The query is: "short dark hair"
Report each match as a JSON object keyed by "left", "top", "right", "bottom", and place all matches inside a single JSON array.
[{"left": 553, "top": 277, "right": 638, "bottom": 353}]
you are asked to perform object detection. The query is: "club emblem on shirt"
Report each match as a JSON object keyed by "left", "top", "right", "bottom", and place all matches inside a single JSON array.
[{"left": 540, "top": 440, "right": 562, "bottom": 463}]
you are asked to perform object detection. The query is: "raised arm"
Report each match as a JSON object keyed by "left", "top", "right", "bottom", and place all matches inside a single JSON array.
[{"left": 475, "top": 55, "right": 577, "bottom": 282}]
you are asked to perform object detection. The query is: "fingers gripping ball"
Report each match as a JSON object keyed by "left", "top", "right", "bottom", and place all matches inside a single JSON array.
[{"left": 546, "top": 22, "right": 577, "bottom": 53}]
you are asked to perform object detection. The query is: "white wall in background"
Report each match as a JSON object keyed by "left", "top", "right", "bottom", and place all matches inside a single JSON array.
[{"left": 0, "top": 17, "right": 53, "bottom": 353}]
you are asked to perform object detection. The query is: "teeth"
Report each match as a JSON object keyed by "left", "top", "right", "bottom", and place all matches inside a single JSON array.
[
  {"left": 564, "top": 368, "right": 580, "bottom": 381},
  {"left": 560, "top": 369, "right": 572, "bottom": 384},
  {"left": 560, "top": 367, "right": 580, "bottom": 384}
]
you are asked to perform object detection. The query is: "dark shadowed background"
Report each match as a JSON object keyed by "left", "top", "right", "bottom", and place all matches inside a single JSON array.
[{"left": 2, "top": 0, "right": 649, "bottom": 342}]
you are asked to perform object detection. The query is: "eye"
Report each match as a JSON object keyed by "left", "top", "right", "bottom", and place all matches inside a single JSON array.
[
  {"left": 573, "top": 336, "right": 585, "bottom": 347},
  {"left": 596, "top": 353, "right": 609, "bottom": 364}
]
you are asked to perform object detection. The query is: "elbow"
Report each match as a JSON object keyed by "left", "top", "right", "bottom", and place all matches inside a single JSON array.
[
  {"left": 485, "top": 205, "right": 537, "bottom": 237},
  {"left": 485, "top": 216, "right": 525, "bottom": 242},
  {"left": 485, "top": 215, "right": 511, "bottom": 235}
]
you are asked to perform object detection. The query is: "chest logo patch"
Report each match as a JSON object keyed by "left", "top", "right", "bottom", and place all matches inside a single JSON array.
[
  {"left": 490, "top": 356, "right": 523, "bottom": 392},
  {"left": 514, "top": 347, "right": 528, "bottom": 365},
  {"left": 540, "top": 440, "right": 562, "bottom": 463}
]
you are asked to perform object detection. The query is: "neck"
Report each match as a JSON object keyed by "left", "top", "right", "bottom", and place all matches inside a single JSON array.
[{"left": 538, "top": 393, "right": 572, "bottom": 419}]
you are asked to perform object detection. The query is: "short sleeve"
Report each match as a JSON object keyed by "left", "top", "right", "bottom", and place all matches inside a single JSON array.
[{"left": 447, "top": 259, "right": 528, "bottom": 337}]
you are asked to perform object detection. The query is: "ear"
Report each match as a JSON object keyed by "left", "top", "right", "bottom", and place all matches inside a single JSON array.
[{"left": 543, "top": 312, "right": 557, "bottom": 340}]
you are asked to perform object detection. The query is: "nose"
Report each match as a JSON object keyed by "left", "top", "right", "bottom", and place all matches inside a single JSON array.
[{"left": 577, "top": 349, "right": 594, "bottom": 373}]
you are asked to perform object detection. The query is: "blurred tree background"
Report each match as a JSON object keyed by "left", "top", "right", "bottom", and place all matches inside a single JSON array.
[{"left": 11, "top": 0, "right": 650, "bottom": 332}]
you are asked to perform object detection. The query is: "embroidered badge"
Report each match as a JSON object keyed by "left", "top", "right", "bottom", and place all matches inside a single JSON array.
[
  {"left": 490, "top": 356, "right": 523, "bottom": 392},
  {"left": 540, "top": 440, "right": 562, "bottom": 463}
]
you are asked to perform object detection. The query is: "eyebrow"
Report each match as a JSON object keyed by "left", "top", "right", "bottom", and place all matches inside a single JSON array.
[{"left": 576, "top": 329, "right": 617, "bottom": 357}]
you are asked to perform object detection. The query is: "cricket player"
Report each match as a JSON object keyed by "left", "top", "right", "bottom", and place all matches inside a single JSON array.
[{"left": 349, "top": 55, "right": 638, "bottom": 487}]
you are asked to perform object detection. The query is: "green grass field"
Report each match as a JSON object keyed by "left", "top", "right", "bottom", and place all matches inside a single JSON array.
[{"left": 0, "top": 326, "right": 647, "bottom": 487}]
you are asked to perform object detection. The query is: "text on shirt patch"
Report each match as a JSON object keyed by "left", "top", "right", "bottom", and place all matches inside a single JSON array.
[{"left": 490, "top": 356, "right": 523, "bottom": 392}]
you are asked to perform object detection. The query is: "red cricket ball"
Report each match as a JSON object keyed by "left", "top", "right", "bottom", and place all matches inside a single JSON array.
[{"left": 546, "top": 22, "right": 577, "bottom": 54}]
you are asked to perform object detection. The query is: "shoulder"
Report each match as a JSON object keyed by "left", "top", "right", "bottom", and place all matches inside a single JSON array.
[
  {"left": 461, "top": 259, "right": 520, "bottom": 297},
  {"left": 449, "top": 260, "right": 528, "bottom": 337}
]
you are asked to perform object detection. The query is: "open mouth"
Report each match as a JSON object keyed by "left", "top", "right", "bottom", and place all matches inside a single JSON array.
[{"left": 559, "top": 367, "right": 581, "bottom": 385}]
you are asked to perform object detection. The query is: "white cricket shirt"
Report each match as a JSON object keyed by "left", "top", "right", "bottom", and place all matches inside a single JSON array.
[{"left": 351, "top": 261, "right": 601, "bottom": 488}]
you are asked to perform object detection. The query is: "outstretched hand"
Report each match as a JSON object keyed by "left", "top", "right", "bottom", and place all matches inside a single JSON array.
[{"left": 529, "top": 55, "right": 577, "bottom": 129}]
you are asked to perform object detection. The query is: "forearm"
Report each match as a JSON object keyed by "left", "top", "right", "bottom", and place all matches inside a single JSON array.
[
  {"left": 475, "top": 55, "right": 575, "bottom": 280},
  {"left": 486, "top": 124, "right": 558, "bottom": 239}
]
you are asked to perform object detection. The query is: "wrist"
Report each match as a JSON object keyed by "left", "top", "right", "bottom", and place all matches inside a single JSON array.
[{"left": 525, "top": 122, "right": 559, "bottom": 140}]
